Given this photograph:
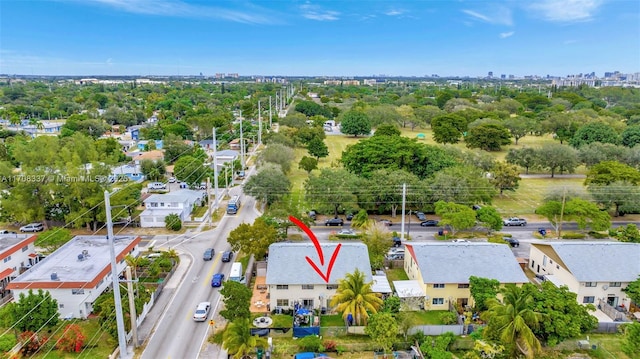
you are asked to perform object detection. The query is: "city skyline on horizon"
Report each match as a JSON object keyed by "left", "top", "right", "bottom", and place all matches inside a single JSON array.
[{"left": 1, "top": 0, "right": 639, "bottom": 77}]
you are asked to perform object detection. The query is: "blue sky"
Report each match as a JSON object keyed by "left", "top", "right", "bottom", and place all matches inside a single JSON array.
[{"left": 1, "top": 0, "right": 639, "bottom": 77}]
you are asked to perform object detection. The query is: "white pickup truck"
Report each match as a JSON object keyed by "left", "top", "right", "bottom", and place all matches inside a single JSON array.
[{"left": 503, "top": 217, "right": 527, "bottom": 226}]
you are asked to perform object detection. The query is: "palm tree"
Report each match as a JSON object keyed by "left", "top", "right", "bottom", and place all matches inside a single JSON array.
[
  {"left": 222, "top": 318, "right": 267, "bottom": 359},
  {"left": 330, "top": 269, "right": 383, "bottom": 326},
  {"left": 485, "top": 284, "right": 543, "bottom": 359},
  {"left": 124, "top": 254, "right": 142, "bottom": 281}
]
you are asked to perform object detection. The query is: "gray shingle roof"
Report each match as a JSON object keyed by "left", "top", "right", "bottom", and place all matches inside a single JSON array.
[
  {"left": 265, "top": 242, "right": 372, "bottom": 285},
  {"left": 408, "top": 243, "right": 528, "bottom": 284},
  {"left": 537, "top": 241, "right": 640, "bottom": 282}
]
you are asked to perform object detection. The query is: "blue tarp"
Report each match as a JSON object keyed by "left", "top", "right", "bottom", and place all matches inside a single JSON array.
[
  {"left": 296, "top": 308, "right": 311, "bottom": 315},
  {"left": 293, "top": 326, "right": 320, "bottom": 338},
  {"left": 294, "top": 353, "right": 316, "bottom": 359}
]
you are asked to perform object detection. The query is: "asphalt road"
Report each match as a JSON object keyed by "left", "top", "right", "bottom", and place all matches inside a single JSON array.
[{"left": 141, "top": 185, "right": 260, "bottom": 359}]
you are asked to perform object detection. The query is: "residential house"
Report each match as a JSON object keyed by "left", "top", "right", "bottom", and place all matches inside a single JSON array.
[
  {"left": 404, "top": 243, "right": 529, "bottom": 310},
  {"left": 110, "top": 164, "right": 144, "bottom": 182},
  {"left": 136, "top": 140, "right": 163, "bottom": 151},
  {"left": 131, "top": 150, "right": 165, "bottom": 165},
  {"left": 0, "top": 233, "right": 40, "bottom": 301},
  {"left": 265, "top": 242, "right": 372, "bottom": 312},
  {"left": 7, "top": 235, "right": 141, "bottom": 319},
  {"left": 529, "top": 241, "right": 640, "bottom": 308},
  {"left": 22, "top": 121, "right": 64, "bottom": 137},
  {"left": 139, "top": 189, "right": 206, "bottom": 227},
  {"left": 229, "top": 138, "right": 241, "bottom": 151}
]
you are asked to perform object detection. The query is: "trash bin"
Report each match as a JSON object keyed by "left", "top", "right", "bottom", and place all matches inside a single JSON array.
[
  {"left": 538, "top": 228, "right": 546, "bottom": 236},
  {"left": 438, "top": 230, "right": 444, "bottom": 236}
]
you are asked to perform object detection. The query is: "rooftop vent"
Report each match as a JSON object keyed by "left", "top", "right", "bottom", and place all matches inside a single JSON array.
[
  {"left": 50, "top": 272, "right": 58, "bottom": 281},
  {"left": 77, "top": 253, "right": 85, "bottom": 261}
]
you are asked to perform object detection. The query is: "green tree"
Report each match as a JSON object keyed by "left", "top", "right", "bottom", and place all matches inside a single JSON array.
[
  {"left": 140, "top": 159, "right": 166, "bottom": 181},
  {"left": 364, "top": 312, "right": 399, "bottom": 355},
  {"left": 505, "top": 147, "right": 537, "bottom": 175},
  {"left": 173, "top": 155, "right": 209, "bottom": 185},
  {"left": 504, "top": 117, "right": 534, "bottom": 145},
  {"left": 536, "top": 198, "right": 611, "bottom": 237},
  {"left": 258, "top": 143, "right": 296, "bottom": 173},
  {"left": 219, "top": 281, "right": 253, "bottom": 322},
  {"left": 613, "top": 224, "right": 640, "bottom": 243},
  {"left": 163, "top": 134, "right": 193, "bottom": 163},
  {"left": 485, "top": 284, "right": 542, "bottom": 359},
  {"left": 588, "top": 182, "right": 640, "bottom": 217},
  {"left": 491, "top": 161, "right": 521, "bottom": 195},
  {"left": 298, "top": 156, "right": 318, "bottom": 174},
  {"left": 621, "top": 322, "right": 640, "bottom": 358},
  {"left": 584, "top": 160, "right": 640, "bottom": 185},
  {"left": 8, "top": 289, "right": 59, "bottom": 332},
  {"left": 475, "top": 206, "right": 503, "bottom": 233},
  {"left": 243, "top": 163, "right": 291, "bottom": 205},
  {"left": 222, "top": 318, "right": 268, "bottom": 359},
  {"left": 227, "top": 217, "right": 279, "bottom": 260},
  {"left": 623, "top": 276, "right": 640, "bottom": 305},
  {"left": 307, "top": 137, "right": 329, "bottom": 160},
  {"left": 622, "top": 125, "right": 640, "bottom": 148},
  {"left": 350, "top": 209, "right": 371, "bottom": 229},
  {"left": 465, "top": 123, "right": 512, "bottom": 151},
  {"left": 569, "top": 121, "right": 621, "bottom": 148},
  {"left": 304, "top": 168, "right": 359, "bottom": 217},
  {"left": 340, "top": 109, "right": 372, "bottom": 137},
  {"left": 430, "top": 166, "right": 497, "bottom": 206},
  {"left": 165, "top": 213, "right": 181, "bottom": 231},
  {"left": 469, "top": 276, "right": 500, "bottom": 312},
  {"left": 535, "top": 143, "right": 579, "bottom": 178},
  {"left": 431, "top": 113, "right": 466, "bottom": 144},
  {"left": 363, "top": 169, "right": 421, "bottom": 217},
  {"left": 330, "top": 269, "right": 383, "bottom": 326},
  {"left": 361, "top": 222, "right": 393, "bottom": 270},
  {"left": 374, "top": 123, "right": 401, "bottom": 137},
  {"left": 434, "top": 201, "right": 477, "bottom": 236},
  {"left": 35, "top": 227, "right": 72, "bottom": 253}
]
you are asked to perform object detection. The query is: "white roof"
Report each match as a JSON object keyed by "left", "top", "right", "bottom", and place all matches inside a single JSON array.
[
  {"left": 393, "top": 280, "right": 426, "bottom": 298},
  {"left": 144, "top": 189, "right": 203, "bottom": 204},
  {"left": 372, "top": 275, "right": 392, "bottom": 293},
  {"left": 544, "top": 274, "right": 566, "bottom": 288}
]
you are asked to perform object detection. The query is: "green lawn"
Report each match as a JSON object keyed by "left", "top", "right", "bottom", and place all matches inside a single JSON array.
[
  {"left": 493, "top": 177, "right": 587, "bottom": 217},
  {"left": 411, "top": 310, "right": 450, "bottom": 325},
  {"left": 386, "top": 268, "right": 409, "bottom": 283},
  {"left": 321, "top": 314, "right": 346, "bottom": 327}
]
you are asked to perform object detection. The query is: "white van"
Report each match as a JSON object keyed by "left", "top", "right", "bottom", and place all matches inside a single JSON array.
[
  {"left": 229, "top": 262, "right": 244, "bottom": 282},
  {"left": 147, "top": 182, "right": 167, "bottom": 190}
]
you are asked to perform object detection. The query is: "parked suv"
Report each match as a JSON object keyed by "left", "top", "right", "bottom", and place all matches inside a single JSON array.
[
  {"left": 415, "top": 212, "right": 427, "bottom": 221},
  {"left": 20, "top": 223, "right": 44, "bottom": 232},
  {"left": 504, "top": 237, "right": 520, "bottom": 247},
  {"left": 503, "top": 217, "right": 527, "bottom": 226},
  {"left": 324, "top": 218, "right": 344, "bottom": 226}
]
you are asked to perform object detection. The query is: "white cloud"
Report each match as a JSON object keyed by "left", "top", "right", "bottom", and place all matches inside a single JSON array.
[
  {"left": 528, "top": 0, "right": 604, "bottom": 22},
  {"left": 462, "top": 6, "right": 513, "bottom": 26},
  {"left": 384, "top": 9, "right": 404, "bottom": 16},
  {"left": 299, "top": 3, "right": 340, "bottom": 21},
  {"left": 499, "top": 31, "right": 515, "bottom": 38},
  {"left": 83, "top": 0, "right": 277, "bottom": 24}
]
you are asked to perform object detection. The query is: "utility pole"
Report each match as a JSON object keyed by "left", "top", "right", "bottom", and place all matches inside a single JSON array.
[
  {"left": 258, "top": 100, "right": 262, "bottom": 145},
  {"left": 240, "top": 114, "right": 245, "bottom": 170},
  {"left": 212, "top": 127, "right": 219, "bottom": 211},
  {"left": 207, "top": 176, "right": 212, "bottom": 227},
  {"left": 400, "top": 183, "right": 406, "bottom": 240},
  {"left": 269, "top": 96, "right": 272, "bottom": 128},
  {"left": 104, "top": 190, "right": 128, "bottom": 359},
  {"left": 126, "top": 266, "right": 137, "bottom": 348},
  {"left": 558, "top": 187, "right": 567, "bottom": 239}
]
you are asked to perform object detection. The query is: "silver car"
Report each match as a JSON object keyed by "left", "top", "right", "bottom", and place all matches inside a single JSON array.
[
  {"left": 20, "top": 223, "right": 44, "bottom": 232},
  {"left": 193, "top": 302, "right": 211, "bottom": 322}
]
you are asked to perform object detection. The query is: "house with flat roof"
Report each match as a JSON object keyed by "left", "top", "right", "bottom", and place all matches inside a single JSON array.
[
  {"left": 6, "top": 235, "right": 141, "bottom": 319},
  {"left": 0, "top": 233, "right": 40, "bottom": 301},
  {"left": 139, "top": 189, "right": 206, "bottom": 227},
  {"left": 529, "top": 242, "right": 640, "bottom": 308},
  {"left": 404, "top": 243, "right": 528, "bottom": 311},
  {"left": 110, "top": 164, "right": 143, "bottom": 182},
  {"left": 265, "top": 242, "right": 372, "bottom": 312}
]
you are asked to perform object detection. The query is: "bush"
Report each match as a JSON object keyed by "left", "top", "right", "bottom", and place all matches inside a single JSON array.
[
  {"left": 589, "top": 231, "right": 609, "bottom": 239},
  {"left": 561, "top": 232, "right": 586, "bottom": 239},
  {"left": 323, "top": 340, "right": 337, "bottom": 352},
  {"left": 0, "top": 334, "right": 17, "bottom": 352},
  {"left": 439, "top": 311, "right": 458, "bottom": 325},
  {"left": 165, "top": 213, "right": 182, "bottom": 231},
  {"left": 487, "top": 236, "right": 508, "bottom": 245},
  {"left": 297, "top": 335, "right": 323, "bottom": 352}
]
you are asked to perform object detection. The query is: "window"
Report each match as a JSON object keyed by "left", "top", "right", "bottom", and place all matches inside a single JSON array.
[
  {"left": 585, "top": 282, "right": 597, "bottom": 287},
  {"left": 22, "top": 245, "right": 29, "bottom": 252},
  {"left": 59, "top": 304, "right": 64, "bottom": 308},
  {"left": 302, "top": 299, "right": 314, "bottom": 308},
  {"left": 433, "top": 283, "right": 445, "bottom": 288},
  {"left": 3, "top": 256, "right": 11, "bottom": 263},
  {"left": 302, "top": 285, "right": 314, "bottom": 290},
  {"left": 543, "top": 255, "right": 547, "bottom": 266},
  {"left": 432, "top": 298, "right": 444, "bottom": 305},
  {"left": 276, "top": 299, "right": 289, "bottom": 307},
  {"left": 610, "top": 282, "right": 622, "bottom": 287},
  {"left": 583, "top": 296, "right": 595, "bottom": 304},
  {"left": 531, "top": 260, "right": 535, "bottom": 268},
  {"left": 326, "top": 285, "right": 338, "bottom": 290},
  {"left": 458, "top": 284, "right": 470, "bottom": 289},
  {"left": 276, "top": 285, "right": 288, "bottom": 290},
  {"left": 72, "top": 289, "right": 85, "bottom": 295},
  {"left": 150, "top": 203, "right": 158, "bottom": 208}
]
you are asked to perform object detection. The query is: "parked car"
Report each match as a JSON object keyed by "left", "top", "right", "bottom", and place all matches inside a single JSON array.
[
  {"left": 504, "top": 237, "right": 520, "bottom": 247},
  {"left": 337, "top": 229, "right": 357, "bottom": 236},
  {"left": 415, "top": 212, "right": 427, "bottom": 221},
  {"left": 378, "top": 219, "right": 393, "bottom": 226},
  {"left": 345, "top": 212, "right": 354, "bottom": 221},
  {"left": 20, "top": 223, "right": 44, "bottom": 232},
  {"left": 503, "top": 217, "right": 527, "bottom": 226},
  {"left": 147, "top": 182, "right": 167, "bottom": 190},
  {"left": 168, "top": 177, "right": 176, "bottom": 183},
  {"left": 192, "top": 302, "right": 211, "bottom": 321},
  {"left": 325, "top": 218, "right": 344, "bottom": 226},
  {"left": 452, "top": 239, "right": 469, "bottom": 243},
  {"left": 221, "top": 251, "right": 233, "bottom": 262},
  {"left": 392, "top": 236, "right": 402, "bottom": 247},
  {"left": 420, "top": 220, "right": 439, "bottom": 227},
  {"left": 386, "top": 248, "right": 405, "bottom": 260},
  {"left": 472, "top": 205, "right": 482, "bottom": 210},
  {"left": 0, "top": 230, "right": 16, "bottom": 234},
  {"left": 308, "top": 210, "right": 317, "bottom": 220},
  {"left": 211, "top": 273, "right": 225, "bottom": 287},
  {"left": 203, "top": 248, "right": 215, "bottom": 261}
]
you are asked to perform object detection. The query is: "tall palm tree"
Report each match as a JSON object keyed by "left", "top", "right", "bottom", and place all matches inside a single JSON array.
[
  {"left": 222, "top": 318, "right": 267, "bottom": 359},
  {"left": 330, "top": 269, "right": 383, "bottom": 326},
  {"left": 124, "top": 254, "right": 142, "bottom": 281},
  {"left": 485, "top": 284, "right": 543, "bottom": 359}
]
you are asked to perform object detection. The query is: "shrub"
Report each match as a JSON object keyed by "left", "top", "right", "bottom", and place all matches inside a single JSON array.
[
  {"left": 439, "top": 311, "right": 458, "bottom": 325},
  {"left": 561, "top": 232, "right": 586, "bottom": 239},
  {"left": 336, "top": 345, "right": 347, "bottom": 355},
  {"left": 297, "top": 335, "right": 323, "bottom": 352},
  {"left": 589, "top": 231, "right": 609, "bottom": 239},
  {"left": 55, "top": 324, "right": 85, "bottom": 352},
  {"left": 487, "top": 236, "right": 508, "bottom": 245},
  {"left": 165, "top": 213, "right": 182, "bottom": 231},
  {"left": 0, "top": 334, "right": 17, "bottom": 352},
  {"left": 323, "top": 340, "right": 337, "bottom": 352}
]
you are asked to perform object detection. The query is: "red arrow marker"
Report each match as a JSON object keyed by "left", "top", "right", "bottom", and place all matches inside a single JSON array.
[{"left": 289, "top": 216, "right": 342, "bottom": 283}]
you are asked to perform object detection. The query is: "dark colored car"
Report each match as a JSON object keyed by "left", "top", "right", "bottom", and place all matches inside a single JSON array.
[
  {"left": 221, "top": 251, "right": 233, "bottom": 262},
  {"left": 420, "top": 220, "right": 439, "bottom": 227},
  {"left": 378, "top": 219, "right": 393, "bottom": 226},
  {"left": 345, "top": 213, "right": 354, "bottom": 221},
  {"left": 203, "top": 248, "right": 215, "bottom": 261},
  {"left": 325, "top": 218, "right": 344, "bottom": 226},
  {"left": 415, "top": 212, "right": 427, "bottom": 221},
  {"left": 392, "top": 236, "right": 402, "bottom": 247},
  {"left": 504, "top": 237, "right": 520, "bottom": 247},
  {"left": 211, "top": 273, "right": 225, "bottom": 287},
  {"left": 308, "top": 210, "right": 317, "bottom": 220},
  {"left": 0, "top": 230, "right": 16, "bottom": 234}
]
